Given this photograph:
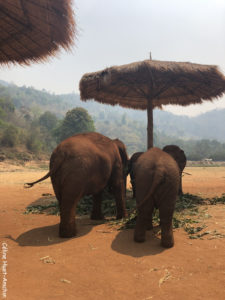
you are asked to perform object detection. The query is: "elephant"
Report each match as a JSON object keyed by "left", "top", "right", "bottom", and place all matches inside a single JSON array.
[
  {"left": 162, "top": 145, "right": 186, "bottom": 195},
  {"left": 133, "top": 147, "right": 180, "bottom": 248},
  {"left": 128, "top": 145, "right": 186, "bottom": 198},
  {"left": 25, "top": 132, "right": 128, "bottom": 238},
  {"left": 127, "top": 152, "right": 144, "bottom": 198}
]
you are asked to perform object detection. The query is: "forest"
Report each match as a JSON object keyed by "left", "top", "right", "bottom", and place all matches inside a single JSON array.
[{"left": 0, "top": 80, "right": 225, "bottom": 161}]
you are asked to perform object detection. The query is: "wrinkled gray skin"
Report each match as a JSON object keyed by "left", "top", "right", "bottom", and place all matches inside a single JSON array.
[
  {"left": 162, "top": 145, "right": 187, "bottom": 195},
  {"left": 25, "top": 132, "right": 128, "bottom": 238},
  {"left": 134, "top": 147, "right": 180, "bottom": 248}
]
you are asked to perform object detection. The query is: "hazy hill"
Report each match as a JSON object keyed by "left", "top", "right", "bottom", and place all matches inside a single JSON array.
[{"left": 0, "top": 80, "right": 225, "bottom": 142}]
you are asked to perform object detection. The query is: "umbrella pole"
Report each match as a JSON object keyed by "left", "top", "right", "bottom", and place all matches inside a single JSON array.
[{"left": 147, "top": 97, "right": 153, "bottom": 149}]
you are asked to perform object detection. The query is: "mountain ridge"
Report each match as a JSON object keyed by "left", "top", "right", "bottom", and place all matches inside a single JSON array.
[{"left": 0, "top": 80, "right": 225, "bottom": 142}]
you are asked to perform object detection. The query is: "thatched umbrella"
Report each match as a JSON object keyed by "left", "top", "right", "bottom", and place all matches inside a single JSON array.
[
  {"left": 0, "top": 0, "right": 75, "bottom": 65},
  {"left": 79, "top": 59, "right": 225, "bottom": 148}
]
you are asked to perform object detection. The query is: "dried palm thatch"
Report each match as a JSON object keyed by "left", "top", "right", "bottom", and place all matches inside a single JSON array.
[
  {"left": 79, "top": 59, "right": 225, "bottom": 148},
  {"left": 0, "top": 0, "right": 75, "bottom": 65},
  {"left": 80, "top": 60, "right": 225, "bottom": 109}
]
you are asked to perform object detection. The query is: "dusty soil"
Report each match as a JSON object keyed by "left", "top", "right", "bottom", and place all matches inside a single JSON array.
[{"left": 0, "top": 161, "right": 225, "bottom": 300}]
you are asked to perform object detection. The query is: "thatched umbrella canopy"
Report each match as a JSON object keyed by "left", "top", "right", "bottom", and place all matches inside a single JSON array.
[
  {"left": 79, "top": 59, "right": 225, "bottom": 148},
  {"left": 0, "top": 0, "right": 75, "bottom": 66}
]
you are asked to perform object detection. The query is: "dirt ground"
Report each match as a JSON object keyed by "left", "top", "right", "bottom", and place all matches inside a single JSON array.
[{"left": 0, "top": 162, "right": 225, "bottom": 300}]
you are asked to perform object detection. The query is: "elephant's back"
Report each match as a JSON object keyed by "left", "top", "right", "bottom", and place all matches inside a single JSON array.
[
  {"left": 50, "top": 132, "right": 120, "bottom": 178},
  {"left": 52, "top": 132, "right": 118, "bottom": 160},
  {"left": 134, "top": 147, "right": 179, "bottom": 179},
  {"left": 134, "top": 147, "right": 180, "bottom": 206}
]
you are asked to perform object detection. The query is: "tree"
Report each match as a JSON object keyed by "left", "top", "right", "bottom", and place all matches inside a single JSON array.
[
  {"left": 39, "top": 111, "right": 58, "bottom": 131},
  {"left": 1, "top": 125, "right": 19, "bottom": 147},
  {"left": 54, "top": 107, "right": 95, "bottom": 142},
  {"left": 0, "top": 96, "right": 15, "bottom": 120}
]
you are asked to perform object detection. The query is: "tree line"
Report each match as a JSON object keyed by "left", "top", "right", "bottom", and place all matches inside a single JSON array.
[
  {"left": 1, "top": 93, "right": 225, "bottom": 161},
  {"left": 0, "top": 95, "right": 94, "bottom": 159}
]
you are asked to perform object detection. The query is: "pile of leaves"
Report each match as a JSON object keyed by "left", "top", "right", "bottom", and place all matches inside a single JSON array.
[
  {"left": 24, "top": 191, "right": 225, "bottom": 239},
  {"left": 113, "top": 193, "right": 225, "bottom": 239},
  {"left": 24, "top": 189, "right": 136, "bottom": 217}
]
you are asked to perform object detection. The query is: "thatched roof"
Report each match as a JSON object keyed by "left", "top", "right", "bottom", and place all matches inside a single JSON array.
[
  {"left": 79, "top": 60, "right": 225, "bottom": 110},
  {"left": 0, "top": 0, "right": 75, "bottom": 66}
]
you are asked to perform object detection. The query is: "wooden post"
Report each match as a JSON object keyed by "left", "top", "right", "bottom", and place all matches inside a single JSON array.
[{"left": 147, "top": 97, "right": 153, "bottom": 149}]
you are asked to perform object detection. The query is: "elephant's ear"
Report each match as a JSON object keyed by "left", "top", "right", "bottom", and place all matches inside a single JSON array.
[{"left": 180, "top": 149, "right": 187, "bottom": 161}]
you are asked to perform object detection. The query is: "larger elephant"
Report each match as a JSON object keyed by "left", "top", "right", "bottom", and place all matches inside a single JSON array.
[
  {"left": 25, "top": 132, "right": 128, "bottom": 238},
  {"left": 133, "top": 147, "right": 180, "bottom": 248},
  {"left": 162, "top": 145, "right": 186, "bottom": 195}
]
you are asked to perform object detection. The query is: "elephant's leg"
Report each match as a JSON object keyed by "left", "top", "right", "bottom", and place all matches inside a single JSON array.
[
  {"left": 160, "top": 221, "right": 173, "bottom": 248},
  {"left": 59, "top": 188, "right": 80, "bottom": 238},
  {"left": 110, "top": 168, "right": 126, "bottom": 219},
  {"left": 91, "top": 192, "right": 104, "bottom": 220},
  {"left": 51, "top": 179, "right": 71, "bottom": 235},
  {"left": 159, "top": 201, "right": 175, "bottom": 248},
  {"left": 178, "top": 174, "right": 183, "bottom": 196},
  {"left": 134, "top": 202, "right": 154, "bottom": 242},
  {"left": 114, "top": 184, "right": 126, "bottom": 219},
  {"left": 146, "top": 211, "right": 154, "bottom": 230}
]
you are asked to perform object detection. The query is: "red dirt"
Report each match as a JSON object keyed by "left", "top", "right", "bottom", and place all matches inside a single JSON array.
[{"left": 0, "top": 162, "right": 225, "bottom": 300}]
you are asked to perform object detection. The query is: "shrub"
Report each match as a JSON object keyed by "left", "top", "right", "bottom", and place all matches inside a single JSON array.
[{"left": 1, "top": 125, "right": 19, "bottom": 147}]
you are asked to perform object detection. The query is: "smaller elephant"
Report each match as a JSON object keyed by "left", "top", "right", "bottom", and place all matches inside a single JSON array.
[
  {"left": 133, "top": 147, "right": 180, "bottom": 248},
  {"left": 162, "top": 145, "right": 186, "bottom": 195},
  {"left": 127, "top": 152, "right": 144, "bottom": 198}
]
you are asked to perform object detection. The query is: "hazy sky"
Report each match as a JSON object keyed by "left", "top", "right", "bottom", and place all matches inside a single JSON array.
[{"left": 0, "top": 0, "right": 225, "bottom": 116}]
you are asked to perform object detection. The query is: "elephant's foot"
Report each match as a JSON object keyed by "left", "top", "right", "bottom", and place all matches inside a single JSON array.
[
  {"left": 134, "top": 235, "right": 146, "bottom": 243},
  {"left": 134, "top": 226, "right": 146, "bottom": 243},
  {"left": 161, "top": 236, "right": 174, "bottom": 248},
  {"left": 160, "top": 224, "right": 174, "bottom": 248},
  {"left": 59, "top": 222, "right": 77, "bottom": 238}
]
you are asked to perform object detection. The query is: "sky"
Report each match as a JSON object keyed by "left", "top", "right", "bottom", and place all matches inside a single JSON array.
[{"left": 0, "top": 0, "right": 225, "bottom": 117}]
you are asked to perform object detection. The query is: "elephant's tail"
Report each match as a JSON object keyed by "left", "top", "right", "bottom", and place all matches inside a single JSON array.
[
  {"left": 137, "top": 173, "right": 164, "bottom": 209},
  {"left": 24, "top": 172, "right": 51, "bottom": 188}
]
